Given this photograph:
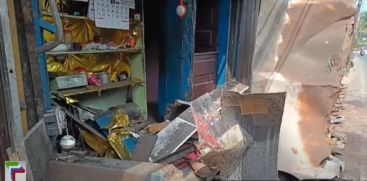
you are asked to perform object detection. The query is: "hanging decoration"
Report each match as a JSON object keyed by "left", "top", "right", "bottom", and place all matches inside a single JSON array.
[{"left": 176, "top": 0, "right": 187, "bottom": 20}]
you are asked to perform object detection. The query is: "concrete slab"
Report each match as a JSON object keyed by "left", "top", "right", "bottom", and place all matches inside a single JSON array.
[
  {"left": 43, "top": 157, "right": 185, "bottom": 181},
  {"left": 24, "top": 120, "right": 53, "bottom": 181}
]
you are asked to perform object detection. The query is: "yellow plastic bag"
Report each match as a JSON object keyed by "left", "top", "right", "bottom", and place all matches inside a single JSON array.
[{"left": 107, "top": 129, "right": 132, "bottom": 160}]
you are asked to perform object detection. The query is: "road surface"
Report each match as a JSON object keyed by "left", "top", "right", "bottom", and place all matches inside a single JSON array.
[{"left": 339, "top": 53, "right": 367, "bottom": 180}]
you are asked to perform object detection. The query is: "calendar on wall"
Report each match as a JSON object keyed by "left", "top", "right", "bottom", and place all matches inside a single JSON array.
[{"left": 88, "top": 0, "right": 135, "bottom": 30}]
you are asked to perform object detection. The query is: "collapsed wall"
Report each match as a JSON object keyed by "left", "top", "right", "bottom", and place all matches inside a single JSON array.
[{"left": 252, "top": 0, "right": 357, "bottom": 179}]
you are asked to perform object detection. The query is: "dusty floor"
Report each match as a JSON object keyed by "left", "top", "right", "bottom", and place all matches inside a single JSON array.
[{"left": 338, "top": 53, "right": 367, "bottom": 180}]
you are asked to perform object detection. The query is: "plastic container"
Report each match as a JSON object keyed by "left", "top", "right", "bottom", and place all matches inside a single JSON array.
[
  {"left": 98, "top": 72, "right": 110, "bottom": 84},
  {"left": 55, "top": 73, "right": 88, "bottom": 89},
  {"left": 64, "top": 19, "right": 72, "bottom": 50}
]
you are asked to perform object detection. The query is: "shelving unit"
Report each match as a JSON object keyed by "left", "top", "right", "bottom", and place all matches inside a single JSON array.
[
  {"left": 32, "top": 0, "right": 148, "bottom": 118},
  {"left": 42, "top": 11, "right": 88, "bottom": 20},
  {"left": 52, "top": 77, "right": 143, "bottom": 97},
  {"left": 46, "top": 47, "right": 141, "bottom": 55}
]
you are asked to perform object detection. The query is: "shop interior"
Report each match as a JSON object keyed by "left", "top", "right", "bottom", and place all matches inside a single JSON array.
[
  {"left": 39, "top": 0, "right": 222, "bottom": 164},
  {"left": 42, "top": 0, "right": 157, "bottom": 159}
]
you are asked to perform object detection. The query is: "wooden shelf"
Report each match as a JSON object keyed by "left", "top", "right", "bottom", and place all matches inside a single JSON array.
[
  {"left": 41, "top": 11, "right": 142, "bottom": 24},
  {"left": 42, "top": 11, "right": 88, "bottom": 20},
  {"left": 46, "top": 48, "right": 141, "bottom": 56},
  {"left": 52, "top": 77, "right": 143, "bottom": 97}
]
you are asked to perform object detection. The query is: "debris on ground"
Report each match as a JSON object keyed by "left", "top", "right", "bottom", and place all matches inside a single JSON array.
[
  {"left": 190, "top": 161, "right": 219, "bottom": 179},
  {"left": 150, "top": 80, "right": 249, "bottom": 163},
  {"left": 149, "top": 80, "right": 286, "bottom": 180},
  {"left": 324, "top": 83, "right": 350, "bottom": 178},
  {"left": 164, "top": 100, "right": 191, "bottom": 121},
  {"left": 132, "top": 134, "right": 157, "bottom": 161},
  {"left": 317, "top": 155, "right": 345, "bottom": 179},
  {"left": 330, "top": 115, "right": 346, "bottom": 124},
  {"left": 47, "top": 80, "right": 289, "bottom": 180},
  {"left": 145, "top": 122, "right": 169, "bottom": 134}
]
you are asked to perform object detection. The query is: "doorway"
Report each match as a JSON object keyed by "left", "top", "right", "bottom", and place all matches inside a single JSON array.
[
  {"left": 192, "top": 0, "right": 220, "bottom": 99},
  {"left": 144, "top": 0, "right": 165, "bottom": 120}
]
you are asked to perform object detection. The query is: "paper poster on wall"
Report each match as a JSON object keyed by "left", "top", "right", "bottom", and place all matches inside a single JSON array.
[
  {"left": 94, "top": 0, "right": 130, "bottom": 30},
  {"left": 88, "top": 0, "right": 95, "bottom": 20},
  {"left": 88, "top": 0, "right": 135, "bottom": 21},
  {"left": 122, "top": 0, "right": 135, "bottom": 9}
]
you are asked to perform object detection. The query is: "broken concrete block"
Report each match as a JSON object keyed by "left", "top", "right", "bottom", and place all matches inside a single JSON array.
[
  {"left": 190, "top": 161, "right": 218, "bottom": 179},
  {"left": 180, "top": 167, "right": 202, "bottom": 181},
  {"left": 316, "top": 155, "right": 345, "bottom": 179},
  {"left": 330, "top": 115, "right": 345, "bottom": 124},
  {"left": 331, "top": 130, "right": 347, "bottom": 143},
  {"left": 331, "top": 141, "right": 345, "bottom": 156}
]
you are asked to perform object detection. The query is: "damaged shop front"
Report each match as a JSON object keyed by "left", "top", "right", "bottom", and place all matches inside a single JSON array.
[
  {"left": 36, "top": 80, "right": 287, "bottom": 181},
  {"left": 1, "top": 0, "right": 279, "bottom": 180},
  {"left": 0, "top": 0, "right": 359, "bottom": 180}
]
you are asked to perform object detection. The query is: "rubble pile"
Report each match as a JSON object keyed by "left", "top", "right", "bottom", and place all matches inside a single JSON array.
[
  {"left": 52, "top": 80, "right": 287, "bottom": 180},
  {"left": 326, "top": 84, "right": 348, "bottom": 176}
]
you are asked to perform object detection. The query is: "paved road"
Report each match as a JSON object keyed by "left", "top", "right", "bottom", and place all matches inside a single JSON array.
[{"left": 339, "top": 53, "right": 367, "bottom": 180}]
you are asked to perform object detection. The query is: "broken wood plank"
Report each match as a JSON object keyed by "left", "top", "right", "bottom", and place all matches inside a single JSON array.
[
  {"left": 52, "top": 77, "right": 143, "bottom": 97},
  {"left": 133, "top": 135, "right": 157, "bottom": 162},
  {"left": 52, "top": 101, "right": 107, "bottom": 141},
  {"left": 63, "top": 108, "right": 107, "bottom": 141}
]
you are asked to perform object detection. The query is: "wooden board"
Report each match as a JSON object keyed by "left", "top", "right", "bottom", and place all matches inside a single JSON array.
[
  {"left": 239, "top": 95, "right": 271, "bottom": 115},
  {"left": 53, "top": 78, "right": 143, "bottom": 97},
  {"left": 133, "top": 135, "right": 157, "bottom": 162}
]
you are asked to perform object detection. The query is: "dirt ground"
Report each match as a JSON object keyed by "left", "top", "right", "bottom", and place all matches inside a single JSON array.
[{"left": 338, "top": 53, "right": 367, "bottom": 180}]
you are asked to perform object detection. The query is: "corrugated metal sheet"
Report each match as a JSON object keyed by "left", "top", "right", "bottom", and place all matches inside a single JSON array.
[{"left": 252, "top": 0, "right": 357, "bottom": 179}]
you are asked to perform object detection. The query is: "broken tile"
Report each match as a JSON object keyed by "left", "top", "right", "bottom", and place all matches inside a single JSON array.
[{"left": 133, "top": 135, "right": 157, "bottom": 162}]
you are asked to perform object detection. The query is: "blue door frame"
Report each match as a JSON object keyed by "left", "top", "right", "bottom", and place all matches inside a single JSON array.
[
  {"left": 31, "top": 0, "right": 56, "bottom": 112},
  {"left": 158, "top": 0, "right": 194, "bottom": 116},
  {"left": 158, "top": 0, "right": 231, "bottom": 117},
  {"left": 217, "top": 0, "right": 231, "bottom": 87}
]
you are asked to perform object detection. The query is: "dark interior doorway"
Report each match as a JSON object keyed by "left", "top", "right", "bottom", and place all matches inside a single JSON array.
[
  {"left": 192, "top": 0, "right": 220, "bottom": 99},
  {"left": 144, "top": 0, "right": 164, "bottom": 121}
]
